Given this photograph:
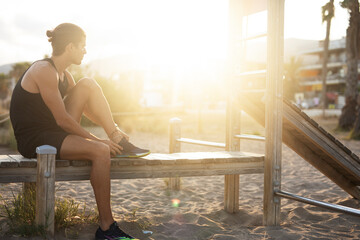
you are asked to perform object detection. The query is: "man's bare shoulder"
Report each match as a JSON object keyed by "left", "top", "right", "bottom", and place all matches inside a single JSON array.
[
  {"left": 30, "top": 61, "right": 56, "bottom": 75},
  {"left": 25, "top": 61, "right": 58, "bottom": 84}
]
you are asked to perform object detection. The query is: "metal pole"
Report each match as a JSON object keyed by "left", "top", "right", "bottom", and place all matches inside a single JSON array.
[{"left": 275, "top": 190, "right": 360, "bottom": 217}]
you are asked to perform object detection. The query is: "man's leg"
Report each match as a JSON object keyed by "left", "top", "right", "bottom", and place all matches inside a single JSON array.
[
  {"left": 64, "top": 77, "right": 126, "bottom": 141},
  {"left": 60, "top": 135, "right": 114, "bottom": 231},
  {"left": 63, "top": 79, "right": 117, "bottom": 230},
  {"left": 63, "top": 78, "right": 153, "bottom": 159}
]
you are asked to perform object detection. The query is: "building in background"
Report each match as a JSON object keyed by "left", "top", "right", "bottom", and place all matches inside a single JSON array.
[{"left": 297, "top": 37, "right": 347, "bottom": 109}]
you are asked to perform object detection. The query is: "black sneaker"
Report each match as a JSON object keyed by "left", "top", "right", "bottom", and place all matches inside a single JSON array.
[
  {"left": 115, "top": 138, "right": 150, "bottom": 158},
  {"left": 95, "top": 221, "right": 138, "bottom": 240}
]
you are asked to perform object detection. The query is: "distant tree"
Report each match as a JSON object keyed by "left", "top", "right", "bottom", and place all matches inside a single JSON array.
[
  {"left": 321, "top": 0, "right": 335, "bottom": 118},
  {"left": 10, "top": 62, "right": 31, "bottom": 82},
  {"left": 284, "top": 56, "right": 302, "bottom": 101},
  {"left": 338, "top": 0, "right": 360, "bottom": 133},
  {"left": 0, "top": 73, "right": 8, "bottom": 93},
  {"left": 0, "top": 73, "right": 7, "bottom": 81}
]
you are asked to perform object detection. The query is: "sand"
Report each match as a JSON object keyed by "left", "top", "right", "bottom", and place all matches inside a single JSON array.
[{"left": 0, "top": 116, "right": 360, "bottom": 239}]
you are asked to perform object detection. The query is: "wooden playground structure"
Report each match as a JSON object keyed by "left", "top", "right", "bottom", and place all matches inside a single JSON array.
[
  {"left": 226, "top": 0, "right": 360, "bottom": 225},
  {"left": 169, "top": 0, "right": 360, "bottom": 225},
  {"left": 0, "top": 0, "right": 360, "bottom": 238}
]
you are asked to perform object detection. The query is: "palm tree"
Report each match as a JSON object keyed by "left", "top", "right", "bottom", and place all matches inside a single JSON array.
[
  {"left": 338, "top": 0, "right": 360, "bottom": 131},
  {"left": 321, "top": 0, "right": 335, "bottom": 118},
  {"left": 284, "top": 56, "right": 302, "bottom": 101}
]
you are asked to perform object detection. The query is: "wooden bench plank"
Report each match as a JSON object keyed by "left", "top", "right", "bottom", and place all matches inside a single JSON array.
[
  {"left": 0, "top": 152, "right": 264, "bottom": 183},
  {"left": 0, "top": 168, "right": 37, "bottom": 182},
  {"left": 55, "top": 161, "right": 264, "bottom": 181},
  {"left": 56, "top": 160, "right": 70, "bottom": 167},
  {"left": 0, "top": 155, "right": 19, "bottom": 168},
  {"left": 70, "top": 160, "right": 91, "bottom": 167},
  {"left": 9, "top": 155, "right": 71, "bottom": 168},
  {"left": 10, "top": 155, "right": 37, "bottom": 168},
  {"left": 0, "top": 152, "right": 264, "bottom": 168}
]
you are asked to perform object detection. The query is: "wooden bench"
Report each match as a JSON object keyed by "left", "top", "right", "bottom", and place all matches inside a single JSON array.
[{"left": 0, "top": 146, "right": 264, "bottom": 237}]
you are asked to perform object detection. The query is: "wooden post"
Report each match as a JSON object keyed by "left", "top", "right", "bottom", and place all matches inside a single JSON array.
[
  {"left": 224, "top": 174, "right": 240, "bottom": 213},
  {"left": 224, "top": 0, "right": 243, "bottom": 214},
  {"left": 169, "top": 118, "right": 181, "bottom": 190},
  {"left": 36, "top": 145, "right": 56, "bottom": 238},
  {"left": 263, "top": 0, "right": 284, "bottom": 226},
  {"left": 224, "top": 101, "right": 241, "bottom": 213}
]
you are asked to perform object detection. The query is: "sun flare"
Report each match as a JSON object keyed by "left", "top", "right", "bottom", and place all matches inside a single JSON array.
[{"left": 84, "top": 0, "right": 229, "bottom": 71}]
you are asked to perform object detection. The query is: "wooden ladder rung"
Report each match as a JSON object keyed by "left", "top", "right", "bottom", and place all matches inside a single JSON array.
[
  {"left": 236, "top": 69, "right": 266, "bottom": 78},
  {"left": 238, "top": 33, "right": 267, "bottom": 42},
  {"left": 238, "top": 89, "right": 266, "bottom": 93},
  {"left": 177, "top": 138, "right": 226, "bottom": 148},
  {"left": 235, "top": 134, "right": 265, "bottom": 141}
]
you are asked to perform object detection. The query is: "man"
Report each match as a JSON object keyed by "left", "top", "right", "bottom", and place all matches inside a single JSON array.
[{"left": 10, "top": 23, "right": 149, "bottom": 240}]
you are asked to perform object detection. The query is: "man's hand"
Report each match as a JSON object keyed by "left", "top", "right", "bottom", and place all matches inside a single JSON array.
[{"left": 99, "top": 139, "right": 123, "bottom": 157}]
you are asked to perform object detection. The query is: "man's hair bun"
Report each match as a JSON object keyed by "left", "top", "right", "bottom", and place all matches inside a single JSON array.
[{"left": 46, "top": 30, "right": 53, "bottom": 42}]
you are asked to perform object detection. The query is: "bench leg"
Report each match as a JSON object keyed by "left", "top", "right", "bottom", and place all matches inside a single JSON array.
[
  {"left": 35, "top": 146, "right": 56, "bottom": 238},
  {"left": 168, "top": 118, "right": 182, "bottom": 191},
  {"left": 224, "top": 174, "right": 239, "bottom": 213}
]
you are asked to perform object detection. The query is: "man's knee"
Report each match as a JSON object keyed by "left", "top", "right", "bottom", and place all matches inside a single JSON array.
[
  {"left": 91, "top": 142, "right": 111, "bottom": 164},
  {"left": 78, "top": 77, "right": 101, "bottom": 92}
]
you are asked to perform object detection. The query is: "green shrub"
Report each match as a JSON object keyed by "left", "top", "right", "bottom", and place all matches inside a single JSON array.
[
  {"left": 0, "top": 187, "right": 45, "bottom": 237},
  {"left": 0, "top": 185, "right": 98, "bottom": 238}
]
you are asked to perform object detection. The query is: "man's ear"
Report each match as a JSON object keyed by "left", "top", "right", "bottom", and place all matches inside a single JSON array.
[{"left": 65, "top": 42, "right": 74, "bottom": 53}]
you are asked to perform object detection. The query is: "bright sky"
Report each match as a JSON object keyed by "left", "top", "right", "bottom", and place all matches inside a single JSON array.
[{"left": 0, "top": 0, "right": 349, "bottom": 66}]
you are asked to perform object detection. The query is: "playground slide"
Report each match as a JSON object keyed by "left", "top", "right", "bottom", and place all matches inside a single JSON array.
[{"left": 238, "top": 94, "right": 360, "bottom": 199}]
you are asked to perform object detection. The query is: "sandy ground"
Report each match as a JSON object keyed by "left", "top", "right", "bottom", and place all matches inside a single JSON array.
[{"left": 0, "top": 116, "right": 360, "bottom": 239}]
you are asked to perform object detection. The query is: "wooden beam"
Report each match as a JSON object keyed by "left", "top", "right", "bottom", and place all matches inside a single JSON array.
[
  {"left": 282, "top": 129, "right": 360, "bottom": 199},
  {"left": 263, "top": 0, "right": 284, "bottom": 226},
  {"left": 225, "top": 0, "right": 244, "bottom": 215},
  {"left": 237, "top": 94, "right": 360, "bottom": 199},
  {"left": 283, "top": 104, "right": 360, "bottom": 178}
]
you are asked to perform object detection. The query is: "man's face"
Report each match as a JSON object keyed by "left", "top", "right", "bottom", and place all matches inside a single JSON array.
[{"left": 72, "top": 37, "right": 86, "bottom": 65}]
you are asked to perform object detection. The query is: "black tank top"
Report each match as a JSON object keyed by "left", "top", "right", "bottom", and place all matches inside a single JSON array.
[{"left": 10, "top": 58, "right": 69, "bottom": 138}]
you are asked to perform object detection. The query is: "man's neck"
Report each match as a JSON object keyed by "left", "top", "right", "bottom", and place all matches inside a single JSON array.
[{"left": 50, "top": 55, "right": 71, "bottom": 73}]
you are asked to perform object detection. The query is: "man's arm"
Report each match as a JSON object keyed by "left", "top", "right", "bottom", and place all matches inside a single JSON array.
[
  {"left": 34, "top": 64, "right": 98, "bottom": 140},
  {"left": 52, "top": 68, "right": 122, "bottom": 156}
]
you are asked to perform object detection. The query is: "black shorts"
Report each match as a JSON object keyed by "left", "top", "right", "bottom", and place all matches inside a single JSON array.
[{"left": 16, "top": 129, "right": 69, "bottom": 160}]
